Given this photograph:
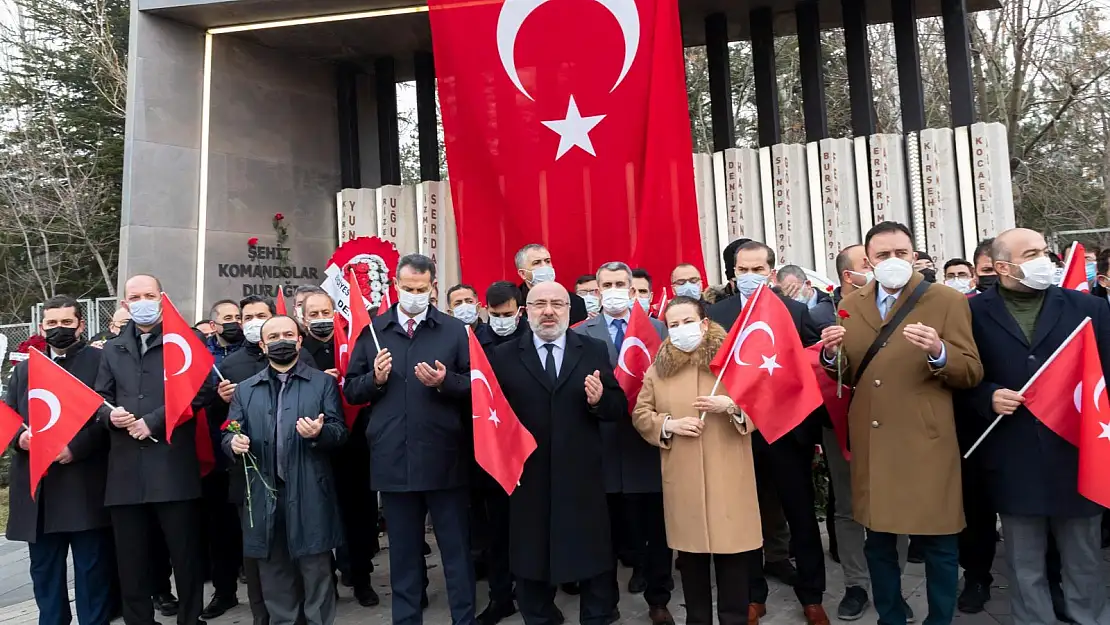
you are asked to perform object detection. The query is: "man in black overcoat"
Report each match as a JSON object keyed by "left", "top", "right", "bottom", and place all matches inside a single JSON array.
[
  {"left": 489, "top": 280, "right": 627, "bottom": 625},
  {"left": 6, "top": 295, "right": 113, "bottom": 625}
]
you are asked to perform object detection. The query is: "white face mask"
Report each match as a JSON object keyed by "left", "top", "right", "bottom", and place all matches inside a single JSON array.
[
  {"left": 872, "top": 258, "right": 913, "bottom": 290},
  {"left": 848, "top": 270, "right": 874, "bottom": 286},
  {"left": 128, "top": 298, "right": 162, "bottom": 326},
  {"left": 637, "top": 297, "right": 651, "bottom": 312},
  {"left": 581, "top": 294, "right": 601, "bottom": 314},
  {"left": 673, "top": 282, "right": 701, "bottom": 299},
  {"left": 944, "top": 278, "right": 972, "bottom": 293},
  {"left": 735, "top": 273, "right": 767, "bottom": 298},
  {"left": 601, "top": 288, "right": 631, "bottom": 315},
  {"left": 489, "top": 315, "right": 519, "bottom": 337},
  {"left": 452, "top": 303, "right": 478, "bottom": 325},
  {"left": 668, "top": 321, "right": 704, "bottom": 353},
  {"left": 398, "top": 289, "right": 430, "bottom": 315},
  {"left": 243, "top": 319, "right": 265, "bottom": 345},
  {"left": 1011, "top": 256, "right": 1056, "bottom": 291},
  {"left": 530, "top": 266, "right": 556, "bottom": 285}
]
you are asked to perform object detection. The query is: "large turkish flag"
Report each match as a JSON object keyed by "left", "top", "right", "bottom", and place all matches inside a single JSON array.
[
  {"left": 162, "top": 295, "right": 214, "bottom": 441},
  {"left": 428, "top": 0, "right": 706, "bottom": 290}
]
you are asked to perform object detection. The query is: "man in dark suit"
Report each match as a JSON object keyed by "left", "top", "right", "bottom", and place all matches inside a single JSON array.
[
  {"left": 573, "top": 262, "right": 673, "bottom": 625},
  {"left": 515, "top": 243, "right": 588, "bottom": 325},
  {"left": 344, "top": 254, "right": 474, "bottom": 625},
  {"left": 966, "top": 228, "right": 1110, "bottom": 625},
  {"left": 6, "top": 295, "right": 113, "bottom": 625},
  {"left": 96, "top": 274, "right": 213, "bottom": 625},
  {"left": 490, "top": 280, "right": 627, "bottom": 625},
  {"left": 706, "top": 241, "right": 831, "bottom": 625}
]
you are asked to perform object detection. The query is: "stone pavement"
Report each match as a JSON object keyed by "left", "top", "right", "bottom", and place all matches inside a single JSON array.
[{"left": 0, "top": 531, "right": 1105, "bottom": 625}]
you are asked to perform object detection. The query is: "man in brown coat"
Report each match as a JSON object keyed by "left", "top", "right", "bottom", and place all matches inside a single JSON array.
[{"left": 822, "top": 222, "right": 983, "bottom": 625}]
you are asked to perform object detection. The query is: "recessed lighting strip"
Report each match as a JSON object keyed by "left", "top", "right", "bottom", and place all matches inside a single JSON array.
[{"left": 208, "top": 4, "right": 429, "bottom": 34}]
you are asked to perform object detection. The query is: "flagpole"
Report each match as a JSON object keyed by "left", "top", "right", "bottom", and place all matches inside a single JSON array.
[
  {"left": 963, "top": 316, "right": 1091, "bottom": 458},
  {"left": 1061, "top": 240, "right": 1079, "bottom": 284},
  {"left": 212, "top": 365, "right": 225, "bottom": 381},
  {"left": 700, "top": 283, "right": 764, "bottom": 421},
  {"left": 101, "top": 400, "right": 160, "bottom": 444}
]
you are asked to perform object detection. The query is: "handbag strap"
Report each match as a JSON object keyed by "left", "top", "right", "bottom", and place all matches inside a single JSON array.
[{"left": 852, "top": 280, "right": 931, "bottom": 388}]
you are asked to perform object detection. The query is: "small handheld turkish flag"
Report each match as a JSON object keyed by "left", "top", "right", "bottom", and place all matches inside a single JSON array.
[
  {"left": 1022, "top": 319, "right": 1091, "bottom": 446},
  {"left": 162, "top": 295, "right": 215, "bottom": 441},
  {"left": 614, "top": 303, "right": 662, "bottom": 405},
  {"left": 0, "top": 403, "right": 24, "bottom": 470},
  {"left": 468, "top": 328, "right": 537, "bottom": 494},
  {"left": 1060, "top": 241, "right": 1090, "bottom": 293},
  {"left": 1075, "top": 320, "right": 1110, "bottom": 507},
  {"left": 708, "top": 284, "right": 823, "bottom": 443},
  {"left": 334, "top": 313, "right": 365, "bottom": 428},
  {"left": 27, "top": 348, "right": 104, "bottom": 499},
  {"left": 275, "top": 288, "right": 289, "bottom": 316}
]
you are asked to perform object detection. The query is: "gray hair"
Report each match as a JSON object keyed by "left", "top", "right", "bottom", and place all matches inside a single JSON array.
[
  {"left": 776, "top": 264, "right": 808, "bottom": 283},
  {"left": 596, "top": 261, "right": 633, "bottom": 284},
  {"left": 398, "top": 253, "right": 437, "bottom": 281},
  {"left": 294, "top": 285, "right": 326, "bottom": 298},
  {"left": 514, "top": 243, "right": 547, "bottom": 270}
]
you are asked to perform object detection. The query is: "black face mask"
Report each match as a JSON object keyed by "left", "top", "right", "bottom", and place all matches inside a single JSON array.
[
  {"left": 919, "top": 268, "right": 937, "bottom": 283},
  {"left": 45, "top": 327, "right": 79, "bottom": 351},
  {"left": 309, "top": 319, "right": 334, "bottom": 337},
  {"left": 220, "top": 322, "right": 244, "bottom": 344},
  {"left": 265, "top": 339, "right": 299, "bottom": 365},
  {"left": 976, "top": 274, "right": 999, "bottom": 292}
]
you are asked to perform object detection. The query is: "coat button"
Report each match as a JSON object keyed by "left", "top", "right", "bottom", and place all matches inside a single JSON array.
[
  {"left": 871, "top": 420, "right": 880, "bottom": 428},
  {"left": 1028, "top": 355, "right": 1036, "bottom": 361},
  {"left": 138, "top": 394, "right": 144, "bottom": 399},
  {"left": 873, "top": 380, "right": 881, "bottom": 387}
]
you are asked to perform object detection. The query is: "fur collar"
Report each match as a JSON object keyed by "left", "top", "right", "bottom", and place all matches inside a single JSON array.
[{"left": 653, "top": 321, "right": 728, "bottom": 379}]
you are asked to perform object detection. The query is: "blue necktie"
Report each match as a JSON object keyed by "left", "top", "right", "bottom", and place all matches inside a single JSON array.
[{"left": 613, "top": 318, "right": 626, "bottom": 347}]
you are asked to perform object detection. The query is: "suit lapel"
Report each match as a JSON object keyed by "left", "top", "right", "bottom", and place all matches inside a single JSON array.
[
  {"left": 555, "top": 331, "right": 584, "bottom": 392},
  {"left": 518, "top": 332, "right": 553, "bottom": 392},
  {"left": 1029, "top": 287, "right": 1064, "bottom": 352},
  {"left": 853, "top": 282, "right": 883, "bottom": 332},
  {"left": 585, "top": 316, "right": 617, "bottom": 365},
  {"left": 980, "top": 287, "right": 1031, "bottom": 347}
]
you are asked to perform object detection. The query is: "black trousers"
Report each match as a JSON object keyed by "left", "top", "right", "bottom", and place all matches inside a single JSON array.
[
  {"left": 110, "top": 501, "right": 204, "bottom": 625},
  {"left": 149, "top": 521, "right": 172, "bottom": 597},
  {"left": 201, "top": 471, "right": 243, "bottom": 598},
  {"left": 958, "top": 454, "right": 996, "bottom": 585},
  {"left": 621, "top": 493, "right": 673, "bottom": 608},
  {"left": 679, "top": 552, "right": 750, "bottom": 625},
  {"left": 474, "top": 487, "right": 513, "bottom": 604},
  {"left": 605, "top": 493, "right": 635, "bottom": 564},
  {"left": 330, "top": 436, "right": 377, "bottom": 588},
  {"left": 517, "top": 571, "right": 614, "bottom": 625},
  {"left": 749, "top": 432, "right": 825, "bottom": 606}
]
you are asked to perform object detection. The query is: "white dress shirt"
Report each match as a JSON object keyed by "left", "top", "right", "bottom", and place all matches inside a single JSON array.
[
  {"left": 533, "top": 332, "right": 567, "bottom": 377},
  {"left": 602, "top": 311, "right": 630, "bottom": 345},
  {"left": 397, "top": 306, "right": 429, "bottom": 332}
]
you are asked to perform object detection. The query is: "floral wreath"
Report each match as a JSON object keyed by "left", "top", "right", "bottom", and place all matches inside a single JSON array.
[{"left": 327, "top": 237, "right": 400, "bottom": 311}]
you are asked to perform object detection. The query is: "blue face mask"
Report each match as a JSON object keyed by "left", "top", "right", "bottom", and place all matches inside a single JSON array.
[
  {"left": 673, "top": 282, "right": 701, "bottom": 299},
  {"left": 128, "top": 298, "right": 162, "bottom": 326},
  {"left": 734, "top": 273, "right": 767, "bottom": 298},
  {"left": 1086, "top": 261, "right": 1097, "bottom": 283}
]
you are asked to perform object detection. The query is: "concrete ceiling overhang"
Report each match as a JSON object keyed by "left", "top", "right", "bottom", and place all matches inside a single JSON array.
[{"left": 143, "top": 0, "right": 1001, "bottom": 70}]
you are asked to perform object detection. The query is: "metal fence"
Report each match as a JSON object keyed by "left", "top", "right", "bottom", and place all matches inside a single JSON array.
[{"left": 29, "top": 297, "right": 119, "bottom": 339}]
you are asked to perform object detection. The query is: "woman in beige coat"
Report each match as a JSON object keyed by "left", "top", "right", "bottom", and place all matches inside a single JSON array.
[{"left": 632, "top": 296, "right": 762, "bottom": 625}]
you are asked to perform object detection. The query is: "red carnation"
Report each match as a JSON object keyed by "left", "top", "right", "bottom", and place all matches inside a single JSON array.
[
  {"left": 273, "top": 213, "right": 284, "bottom": 221},
  {"left": 837, "top": 309, "right": 850, "bottom": 319},
  {"left": 220, "top": 419, "right": 233, "bottom": 432},
  {"left": 825, "top": 284, "right": 835, "bottom": 293},
  {"left": 248, "top": 237, "right": 259, "bottom": 246}
]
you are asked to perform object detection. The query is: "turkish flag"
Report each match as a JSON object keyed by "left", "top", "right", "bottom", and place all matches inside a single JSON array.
[
  {"left": 708, "top": 285, "right": 823, "bottom": 443},
  {"left": 195, "top": 408, "right": 216, "bottom": 477},
  {"left": 376, "top": 289, "right": 391, "bottom": 317},
  {"left": 1061, "top": 241, "right": 1090, "bottom": 293},
  {"left": 0, "top": 403, "right": 23, "bottom": 458},
  {"left": 805, "top": 344, "right": 851, "bottom": 461},
  {"left": 1021, "top": 319, "right": 1093, "bottom": 446},
  {"left": 468, "top": 328, "right": 537, "bottom": 494},
  {"left": 614, "top": 304, "right": 662, "bottom": 404},
  {"left": 428, "top": 0, "right": 705, "bottom": 291},
  {"left": 650, "top": 288, "right": 670, "bottom": 319},
  {"left": 275, "top": 288, "right": 289, "bottom": 315},
  {"left": 27, "top": 348, "right": 104, "bottom": 499},
  {"left": 333, "top": 315, "right": 363, "bottom": 428},
  {"left": 1075, "top": 321, "right": 1110, "bottom": 507},
  {"left": 162, "top": 295, "right": 215, "bottom": 442}
]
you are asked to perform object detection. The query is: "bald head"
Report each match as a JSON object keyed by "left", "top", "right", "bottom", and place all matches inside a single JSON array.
[
  {"left": 526, "top": 281, "right": 570, "bottom": 341},
  {"left": 992, "top": 228, "right": 1051, "bottom": 291}
]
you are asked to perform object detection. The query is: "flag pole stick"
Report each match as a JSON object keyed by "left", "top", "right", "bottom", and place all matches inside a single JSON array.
[
  {"left": 102, "top": 400, "right": 160, "bottom": 443},
  {"left": 700, "top": 284, "right": 764, "bottom": 421},
  {"left": 964, "top": 316, "right": 1091, "bottom": 458},
  {"left": 212, "top": 365, "right": 225, "bottom": 381}
]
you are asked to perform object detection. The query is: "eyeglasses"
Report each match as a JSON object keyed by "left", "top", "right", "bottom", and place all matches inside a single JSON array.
[{"left": 527, "top": 300, "right": 569, "bottom": 311}]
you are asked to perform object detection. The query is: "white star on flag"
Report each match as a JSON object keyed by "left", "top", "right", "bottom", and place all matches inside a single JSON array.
[
  {"left": 759, "top": 354, "right": 782, "bottom": 376},
  {"left": 541, "top": 96, "right": 605, "bottom": 160},
  {"left": 1099, "top": 421, "right": 1110, "bottom": 441},
  {"left": 488, "top": 409, "right": 501, "bottom": 427}
]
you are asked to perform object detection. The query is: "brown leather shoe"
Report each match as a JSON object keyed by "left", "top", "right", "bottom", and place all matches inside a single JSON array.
[
  {"left": 748, "top": 603, "right": 767, "bottom": 625},
  {"left": 803, "top": 604, "right": 831, "bottom": 625},
  {"left": 648, "top": 606, "right": 676, "bottom": 625}
]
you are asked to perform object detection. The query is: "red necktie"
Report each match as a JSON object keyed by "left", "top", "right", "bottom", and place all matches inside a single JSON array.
[{"left": 406, "top": 318, "right": 416, "bottom": 338}]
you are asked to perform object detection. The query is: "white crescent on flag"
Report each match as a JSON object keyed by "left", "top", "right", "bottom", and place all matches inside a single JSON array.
[
  {"left": 617, "top": 337, "right": 651, "bottom": 378},
  {"left": 29, "top": 388, "right": 61, "bottom": 433},
  {"left": 163, "top": 333, "right": 193, "bottom": 376},
  {"left": 732, "top": 321, "right": 776, "bottom": 367}
]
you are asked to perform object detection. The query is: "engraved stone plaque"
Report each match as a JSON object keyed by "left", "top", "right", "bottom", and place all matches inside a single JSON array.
[{"left": 771, "top": 144, "right": 814, "bottom": 268}]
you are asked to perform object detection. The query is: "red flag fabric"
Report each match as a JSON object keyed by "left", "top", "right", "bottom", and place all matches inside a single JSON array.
[
  {"left": 348, "top": 268, "right": 373, "bottom": 345},
  {"left": 1022, "top": 319, "right": 1092, "bottom": 446},
  {"left": 333, "top": 315, "right": 362, "bottom": 428},
  {"left": 1060, "top": 242, "right": 1090, "bottom": 293},
  {"left": 428, "top": 0, "right": 705, "bottom": 291},
  {"left": 27, "top": 348, "right": 104, "bottom": 499},
  {"left": 614, "top": 304, "right": 662, "bottom": 404},
  {"left": 0, "top": 403, "right": 25, "bottom": 464},
  {"left": 805, "top": 344, "right": 851, "bottom": 461},
  {"left": 162, "top": 295, "right": 215, "bottom": 442},
  {"left": 468, "top": 328, "right": 537, "bottom": 494},
  {"left": 708, "top": 285, "right": 823, "bottom": 443},
  {"left": 1076, "top": 321, "right": 1110, "bottom": 507},
  {"left": 195, "top": 408, "right": 215, "bottom": 477},
  {"left": 650, "top": 288, "right": 669, "bottom": 319},
  {"left": 275, "top": 288, "right": 289, "bottom": 315},
  {"left": 376, "top": 289, "right": 391, "bottom": 317}
]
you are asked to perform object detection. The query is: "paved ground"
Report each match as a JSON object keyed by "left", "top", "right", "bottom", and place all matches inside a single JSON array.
[{"left": 0, "top": 531, "right": 1105, "bottom": 624}]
